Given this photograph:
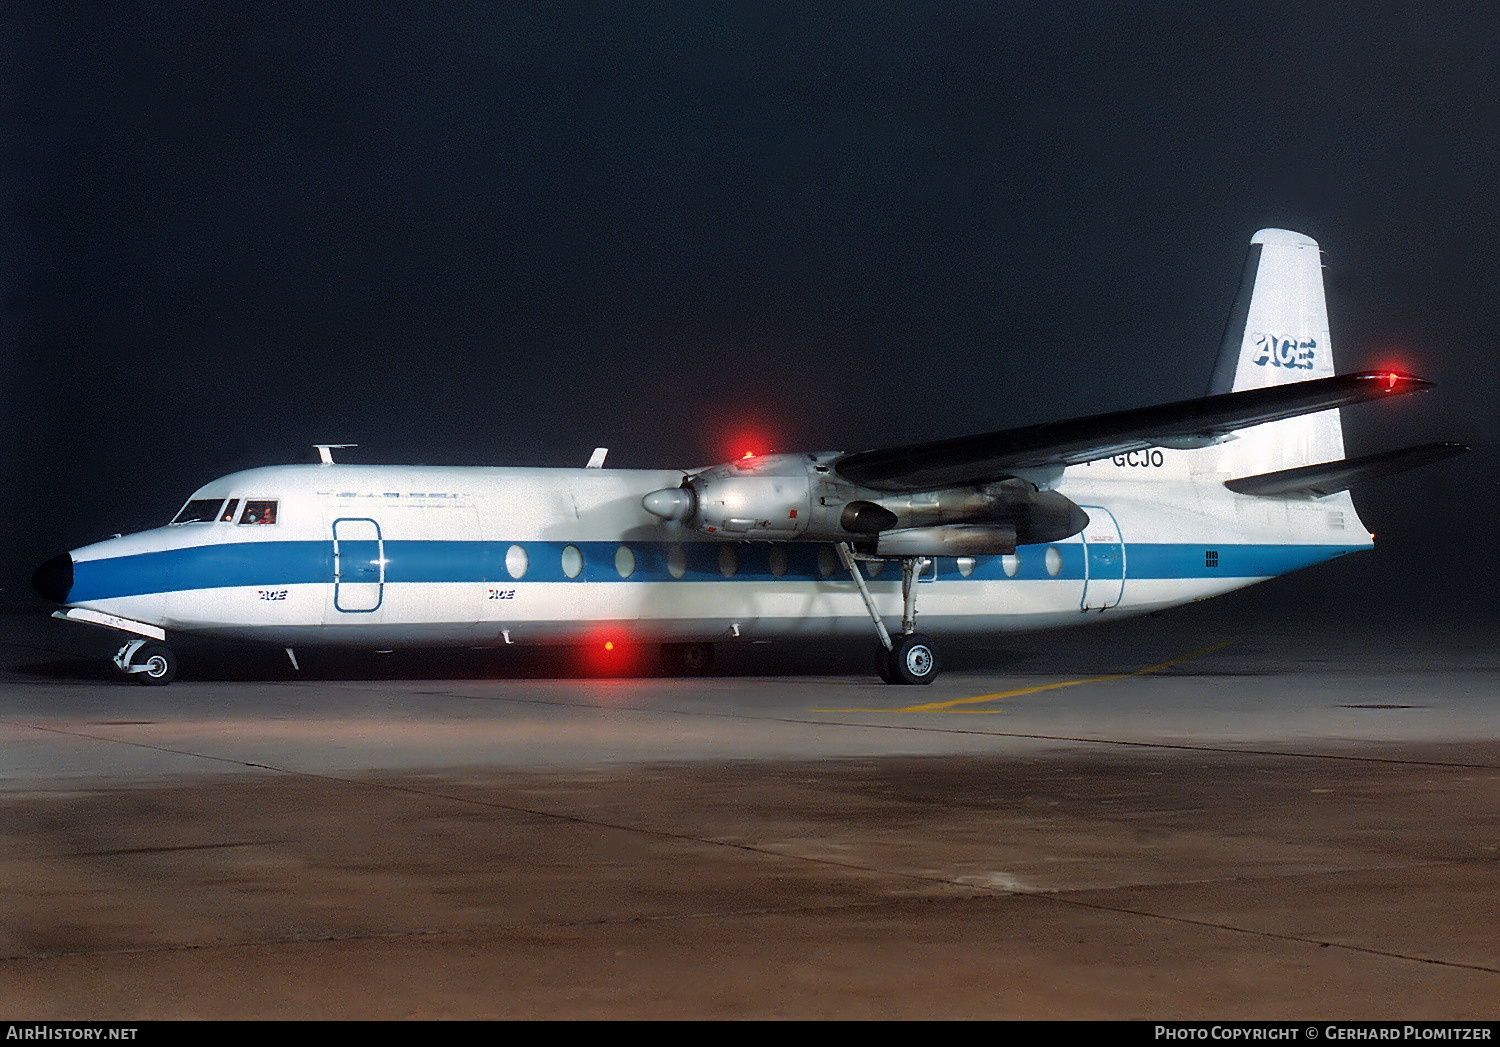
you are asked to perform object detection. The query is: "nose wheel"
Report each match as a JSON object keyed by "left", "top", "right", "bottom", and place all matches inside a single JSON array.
[{"left": 114, "top": 639, "right": 178, "bottom": 685}]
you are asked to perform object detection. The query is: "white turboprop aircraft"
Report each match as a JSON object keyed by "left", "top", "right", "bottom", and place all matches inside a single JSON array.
[{"left": 34, "top": 230, "right": 1465, "bottom": 684}]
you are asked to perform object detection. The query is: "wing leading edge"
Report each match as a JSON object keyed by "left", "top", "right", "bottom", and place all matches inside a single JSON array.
[{"left": 832, "top": 371, "right": 1432, "bottom": 492}]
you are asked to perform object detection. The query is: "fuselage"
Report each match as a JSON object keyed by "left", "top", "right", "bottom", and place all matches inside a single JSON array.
[{"left": 43, "top": 460, "right": 1373, "bottom": 650}]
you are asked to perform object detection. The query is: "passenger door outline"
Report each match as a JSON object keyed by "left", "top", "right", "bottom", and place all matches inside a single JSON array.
[
  {"left": 1079, "top": 505, "right": 1125, "bottom": 611},
  {"left": 332, "top": 517, "right": 384, "bottom": 613}
]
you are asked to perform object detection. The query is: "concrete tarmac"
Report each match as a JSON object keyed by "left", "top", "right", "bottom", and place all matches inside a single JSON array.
[{"left": 1, "top": 598, "right": 1497, "bottom": 1019}]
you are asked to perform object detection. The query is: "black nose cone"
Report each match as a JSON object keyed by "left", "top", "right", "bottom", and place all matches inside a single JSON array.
[{"left": 32, "top": 553, "right": 73, "bottom": 604}]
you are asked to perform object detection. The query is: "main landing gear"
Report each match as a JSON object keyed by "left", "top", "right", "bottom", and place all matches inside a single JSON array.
[
  {"left": 883, "top": 632, "right": 939, "bottom": 685},
  {"left": 835, "top": 543, "right": 940, "bottom": 685},
  {"left": 113, "top": 639, "right": 178, "bottom": 685},
  {"left": 661, "top": 641, "right": 715, "bottom": 675}
]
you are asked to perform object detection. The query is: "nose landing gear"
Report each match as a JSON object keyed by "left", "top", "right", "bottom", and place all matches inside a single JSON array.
[{"left": 114, "top": 639, "right": 178, "bottom": 685}]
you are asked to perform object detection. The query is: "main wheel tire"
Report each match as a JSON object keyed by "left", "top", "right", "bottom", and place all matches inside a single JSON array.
[
  {"left": 134, "top": 644, "right": 178, "bottom": 686},
  {"left": 661, "top": 642, "right": 714, "bottom": 675},
  {"left": 886, "top": 633, "right": 938, "bottom": 685}
]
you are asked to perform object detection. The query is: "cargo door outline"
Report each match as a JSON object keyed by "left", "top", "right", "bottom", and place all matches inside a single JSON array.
[
  {"left": 1079, "top": 505, "right": 1125, "bottom": 611},
  {"left": 333, "top": 518, "right": 385, "bottom": 612}
]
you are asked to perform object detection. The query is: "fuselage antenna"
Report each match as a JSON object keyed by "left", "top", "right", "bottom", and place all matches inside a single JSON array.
[{"left": 315, "top": 444, "right": 357, "bottom": 465}]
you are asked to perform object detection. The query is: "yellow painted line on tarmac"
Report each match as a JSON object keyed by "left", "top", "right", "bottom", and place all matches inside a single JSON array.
[{"left": 824, "top": 641, "right": 1232, "bottom": 715}]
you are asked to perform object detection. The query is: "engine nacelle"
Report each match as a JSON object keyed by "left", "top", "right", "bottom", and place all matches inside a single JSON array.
[
  {"left": 645, "top": 454, "right": 815, "bottom": 537},
  {"left": 874, "top": 524, "right": 1019, "bottom": 557},
  {"left": 641, "top": 453, "right": 1089, "bottom": 551}
]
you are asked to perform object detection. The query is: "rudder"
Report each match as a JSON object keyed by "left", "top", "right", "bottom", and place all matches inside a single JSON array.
[{"left": 1204, "top": 229, "right": 1346, "bottom": 476}]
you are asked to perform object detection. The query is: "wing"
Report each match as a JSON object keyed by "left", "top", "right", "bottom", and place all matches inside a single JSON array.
[{"left": 833, "top": 371, "right": 1432, "bottom": 492}]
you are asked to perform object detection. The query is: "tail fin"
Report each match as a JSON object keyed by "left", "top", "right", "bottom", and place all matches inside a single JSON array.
[{"left": 1204, "top": 229, "right": 1346, "bottom": 476}]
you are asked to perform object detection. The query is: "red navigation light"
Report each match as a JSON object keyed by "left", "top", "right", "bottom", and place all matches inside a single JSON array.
[
  {"left": 1370, "top": 349, "right": 1414, "bottom": 388},
  {"left": 578, "top": 632, "right": 643, "bottom": 678},
  {"left": 721, "top": 423, "right": 773, "bottom": 465}
]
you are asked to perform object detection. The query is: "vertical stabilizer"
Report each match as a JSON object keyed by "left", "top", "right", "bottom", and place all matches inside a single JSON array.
[{"left": 1205, "top": 229, "right": 1345, "bottom": 477}]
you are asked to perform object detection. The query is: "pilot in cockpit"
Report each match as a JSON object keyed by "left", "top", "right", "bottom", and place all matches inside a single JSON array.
[{"left": 240, "top": 501, "right": 277, "bottom": 525}]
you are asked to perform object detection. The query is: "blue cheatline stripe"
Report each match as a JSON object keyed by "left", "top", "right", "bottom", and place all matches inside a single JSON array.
[
  {"left": 71, "top": 543, "right": 331, "bottom": 602},
  {"left": 66, "top": 539, "right": 1370, "bottom": 602}
]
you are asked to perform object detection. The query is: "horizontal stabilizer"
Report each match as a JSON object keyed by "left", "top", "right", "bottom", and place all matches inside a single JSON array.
[
  {"left": 1223, "top": 442, "right": 1468, "bottom": 498},
  {"left": 834, "top": 371, "right": 1432, "bottom": 492}
]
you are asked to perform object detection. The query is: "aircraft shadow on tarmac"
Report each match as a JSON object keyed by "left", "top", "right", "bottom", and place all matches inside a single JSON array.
[
  {"left": 8, "top": 582, "right": 1478, "bottom": 685},
  {"left": 10, "top": 635, "right": 1050, "bottom": 684}
]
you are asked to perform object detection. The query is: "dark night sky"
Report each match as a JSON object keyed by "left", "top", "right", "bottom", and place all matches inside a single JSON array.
[{"left": 4, "top": 3, "right": 1496, "bottom": 621}]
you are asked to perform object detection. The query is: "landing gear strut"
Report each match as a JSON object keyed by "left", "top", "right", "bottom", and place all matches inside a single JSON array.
[
  {"left": 114, "top": 639, "right": 178, "bottom": 685},
  {"left": 836, "top": 543, "right": 939, "bottom": 685}
]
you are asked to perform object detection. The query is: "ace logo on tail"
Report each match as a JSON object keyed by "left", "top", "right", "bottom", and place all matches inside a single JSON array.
[{"left": 1251, "top": 333, "right": 1317, "bottom": 370}]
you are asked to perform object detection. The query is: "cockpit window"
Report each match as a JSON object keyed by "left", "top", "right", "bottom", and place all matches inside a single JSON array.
[
  {"left": 238, "top": 500, "right": 278, "bottom": 525},
  {"left": 219, "top": 499, "right": 239, "bottom": 523},
  {"left": 171, "top": 499, "right": 225, "bottom": 525}
]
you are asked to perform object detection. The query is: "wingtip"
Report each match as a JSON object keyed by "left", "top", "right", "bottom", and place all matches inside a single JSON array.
[{"left": 1355, "top": 370, "right": 1433, "bottom": 394}]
